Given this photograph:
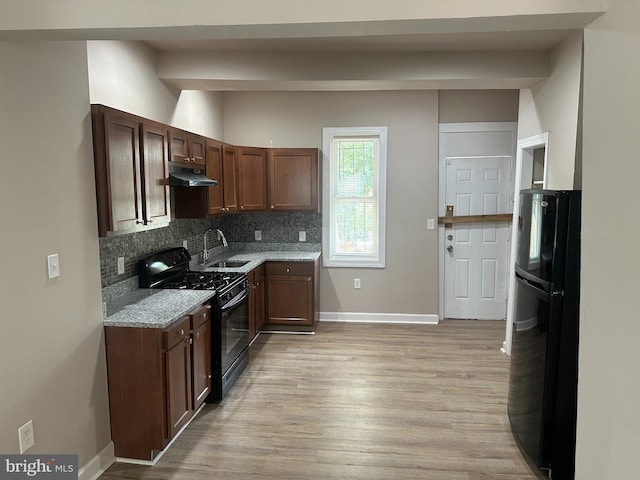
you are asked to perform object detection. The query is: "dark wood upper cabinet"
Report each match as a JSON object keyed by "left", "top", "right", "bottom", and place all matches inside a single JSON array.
[
  {"left": 237, "top": 146, "right": 268, "bottom": 211},
  {"left": 141, "top": 123, "right": 171, "bottom": 226},
  {"left": 222, "top": 145, "right": 239, "bottom": 213},
  {"left": 173, "top": 140, "right": 239, "bottom": 219},
  {"left": 169, "top": 129, "right": 205, "bottom": 166},
  {"left": 268, "top": 148, "right": 319, "bottom": 212},
  {"left": 91, "top": 105, "right": 170, "bottom": 237},
  {"left": 205, "top": 140, "right": 223, "bottom": 216}
]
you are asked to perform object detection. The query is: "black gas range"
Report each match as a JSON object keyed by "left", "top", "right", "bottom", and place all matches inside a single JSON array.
[
  {"left": 138, "top": 247, "right": 250, "bottom": 401},
  {"left": 138, "top": 247, "right": 245, "bottom": 295}
]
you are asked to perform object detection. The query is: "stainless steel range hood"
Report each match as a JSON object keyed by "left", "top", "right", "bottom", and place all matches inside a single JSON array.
[{"left": 168, "top": 162, "right": 218, "bottom": 187}]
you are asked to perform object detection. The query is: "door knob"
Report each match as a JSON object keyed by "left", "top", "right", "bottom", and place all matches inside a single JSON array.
[{"left": 447, "top": 245, "right": 454, "bottom": 253}]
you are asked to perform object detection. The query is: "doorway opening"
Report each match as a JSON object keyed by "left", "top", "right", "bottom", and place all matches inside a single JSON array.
[
  {"left": 438, "top": 122, "right": 517, "bottom": 322},
  {"left": 502, "top": 132, "right": 550, "bottom": 355}
]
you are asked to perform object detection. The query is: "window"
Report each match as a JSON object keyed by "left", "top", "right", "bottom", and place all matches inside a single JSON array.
[{"left": 322, "top": 126, "right": 387, "bottom": 268}]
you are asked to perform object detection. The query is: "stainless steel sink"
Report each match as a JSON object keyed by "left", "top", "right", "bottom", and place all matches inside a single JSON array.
[{"left": 210, "top": 260, "right": 249, "bottom": 268}]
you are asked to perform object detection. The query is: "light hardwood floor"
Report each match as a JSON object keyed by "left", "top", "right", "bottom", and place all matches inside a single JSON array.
[{"left": 100, "top": 320, "right": 546, "bottom": 480}]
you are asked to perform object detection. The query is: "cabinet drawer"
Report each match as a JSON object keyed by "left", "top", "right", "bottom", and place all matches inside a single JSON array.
[
  {"left": 265, "top": 261, "right": 313, "bottom": 276},
  {"left": 190, "top": 304, "right": 211, "bottom": 329},
  {"left": 164, "top": 316, "right": 191, "bottom": 350}
]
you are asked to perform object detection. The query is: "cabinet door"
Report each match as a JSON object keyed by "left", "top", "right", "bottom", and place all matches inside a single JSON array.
[
  {"left": 169, "top": 129, "right": 190, "bottom": 164},
  {"left": 104, "top": 112, "right": 144, "bottom": 232},
  {"left": 268, "top": 148, "right": 319, "bottom": 211},
  {"left": 191, "top": 320, "right": 211, "bottom": 408},
  {"left": 189, "top": 135, "right": 205, "bottom": 166},
  {"left": 266, "top": 274, "right": 314, "bottom": 326},
  {"left": 165, "top": 337, "right": 192, "bottom": 438},
  {"left": 237, "top": 147, "right": 267, "bottom": 211},
  {"left": 206, "top": 140, "right": 224, "bottom": 216},
  {"left": 255, "top": 271, "right": 266, "bottom": 332},
  {"left": 222, "top": 145, "right": 239, "bottom": 212},
  {"left": 248, "top": 267, "right": 265, "bottom": 341},
  {"left": 141, "top": 123, "right": 170, "bottom": 226}
]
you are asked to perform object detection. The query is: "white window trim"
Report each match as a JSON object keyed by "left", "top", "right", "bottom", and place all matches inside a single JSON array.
[{"left": 322, "top": 126, "right": 387, "bottom": 268}]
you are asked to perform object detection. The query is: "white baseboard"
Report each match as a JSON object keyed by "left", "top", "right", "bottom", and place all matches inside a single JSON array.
[
  {"left": 320, "top": 311, "right": 439, "bottom": 324},
  {"left": 78, "top": 441, "right": 115, "bottom": 480}
]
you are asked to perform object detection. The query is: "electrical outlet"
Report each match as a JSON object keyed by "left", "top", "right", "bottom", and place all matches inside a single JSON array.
[
  {"left": 354, "top": 278, "right": 361, "bottom": 289},
  {"left": 117, "top": 257, "right": 125, "bottom": 275},
  {"left": 427, "top": 218, "right": 435, "bottom": 230},
  {"left": 182, "top": 240, "right": 188, "bottom": 249},
  {"left": 47, "top": 254, "right": 60, "bottom": 279},
  {"left": 18, "top": 420, "right": 35, "bottom": 453},
  {"left": 255, "top": 230, "right": 262, "bottom": 241},
  {"left": 299, "top": 231, "right": 306, "bottom": 242}
]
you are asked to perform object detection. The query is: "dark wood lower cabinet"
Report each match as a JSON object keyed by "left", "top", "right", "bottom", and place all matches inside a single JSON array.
[
  {"left": 105, "top": 303, "right": 211, "bottom": 460},
  {"left": 165, "top": 332, "right": 192, "bottom": 439},
  {"left": 191, "top": 311, "right": 212, "bottom": 407},
  {"left": 249, "top": 265, "right": 265, "bottom": 341},
  {"left": 264, "top": 259, "right": 319, "bottom": 332}
]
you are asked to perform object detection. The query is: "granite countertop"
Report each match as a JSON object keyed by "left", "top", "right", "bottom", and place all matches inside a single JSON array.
[
  {"left": 103, "top": 250, "right": 321, "bottom": 329},
  {"left": 191, "top": 250, "right": 321, "bottom": 274},
  {"left": 104, "top": 289, "right": 216, "bottom": 328}
]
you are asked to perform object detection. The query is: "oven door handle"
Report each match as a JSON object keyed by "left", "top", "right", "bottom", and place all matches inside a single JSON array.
[{"left": 220, "top": 288, "right": 249, "bottom": 311}]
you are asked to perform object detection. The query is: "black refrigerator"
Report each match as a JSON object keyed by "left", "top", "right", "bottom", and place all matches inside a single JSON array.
[{"left": 508, "top": 189, "right": 581, "bottom": 480}]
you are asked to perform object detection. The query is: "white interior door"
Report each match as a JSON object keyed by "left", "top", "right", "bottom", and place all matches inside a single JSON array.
[
  {"left": 444, "top": 157, "right": 511, "bottom": 319},
  {"left": 439, "top": 123, "right": 516, "bottom": 321}
]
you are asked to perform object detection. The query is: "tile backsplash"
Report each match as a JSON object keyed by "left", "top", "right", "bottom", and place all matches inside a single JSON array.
[{"left": 99, "top": 211, "right": 321, "bottom": 288}]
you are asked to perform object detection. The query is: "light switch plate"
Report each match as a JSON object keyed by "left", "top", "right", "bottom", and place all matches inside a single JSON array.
[
  {"left": 254, "top": 230, "right": 262, "bottom": 241},
  {"left": 47, "top": 254, "right": 60, "bottom": 279},
  {"left": 182, "top": 240, "right": 188, "bottom": 249},
  {"left": 299, "top": 231, "right": 306, "bottom": 242},
  {"left": 117, "top": 257, "right": 125, "bottom": 275},
  {"left": 427, "top": 218, "right": 435, "bottom": 230}
]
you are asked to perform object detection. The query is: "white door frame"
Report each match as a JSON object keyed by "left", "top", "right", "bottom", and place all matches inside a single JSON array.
[
  {"left": 438, "top": 122, "right": 518, "bottom": 321},
  {"left": 502, "top": 131, "right": 550, "bottom": 355}
]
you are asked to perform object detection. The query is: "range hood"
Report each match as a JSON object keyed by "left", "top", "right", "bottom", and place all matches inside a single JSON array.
[{"left": 168, "top": 163, "right": 218, "bottom": 187}]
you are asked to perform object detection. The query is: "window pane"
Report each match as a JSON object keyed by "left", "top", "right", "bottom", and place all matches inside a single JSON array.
[
  {"left": 334, "top": 199, "right": 377, "bottom": 255},
  {"left": 336, "top": 139, "right": 375, "bottom": 198}
]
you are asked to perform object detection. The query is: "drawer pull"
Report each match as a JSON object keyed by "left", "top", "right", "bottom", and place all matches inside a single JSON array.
[{"left": 180, "top": 329, "right": 184, "bottom": 336}]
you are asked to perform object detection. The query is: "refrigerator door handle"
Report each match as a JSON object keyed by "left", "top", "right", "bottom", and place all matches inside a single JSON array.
[
  {"left": 516, "top": 273, "right": 549, "bottom": 298},
  {"left": 515, "top": 266, "right": 551, "bottom": 291}
]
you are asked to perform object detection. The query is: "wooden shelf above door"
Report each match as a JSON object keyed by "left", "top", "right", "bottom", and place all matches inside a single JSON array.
[{"left": 438, "top": 214, "right": 513, "bottom": 228}]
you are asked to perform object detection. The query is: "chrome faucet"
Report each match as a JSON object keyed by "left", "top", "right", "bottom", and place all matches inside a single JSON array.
[
  {"left": 202, "top": 228, "right": 229, "bottom": 264},
  {"left": 202, "top": 228, "right": 214, "bottom": 264},
  {"left": 216, "top": 229, "right": 229, "bottom": 248}
]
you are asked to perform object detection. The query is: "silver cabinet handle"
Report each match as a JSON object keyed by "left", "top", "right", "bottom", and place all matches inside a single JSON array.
[{"left": 180, "top": 329, "right": 184, "bottom": 336}]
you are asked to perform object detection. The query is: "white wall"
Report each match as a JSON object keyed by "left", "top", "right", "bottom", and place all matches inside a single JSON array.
[
  {"left": 0, "top": 41, "right": 111, "bottom": 466},
  {"left": 87, "top": 40, "right": 224, "bottom": 139},
  {"left": 576, "top": 1, "right": 640, "bottom": 477},
  {"left": 517, "top": 31, "right": 583, "bottom": 189},
  {"left": 224, "top": 91, "right": 440, "bottom": 316}
]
